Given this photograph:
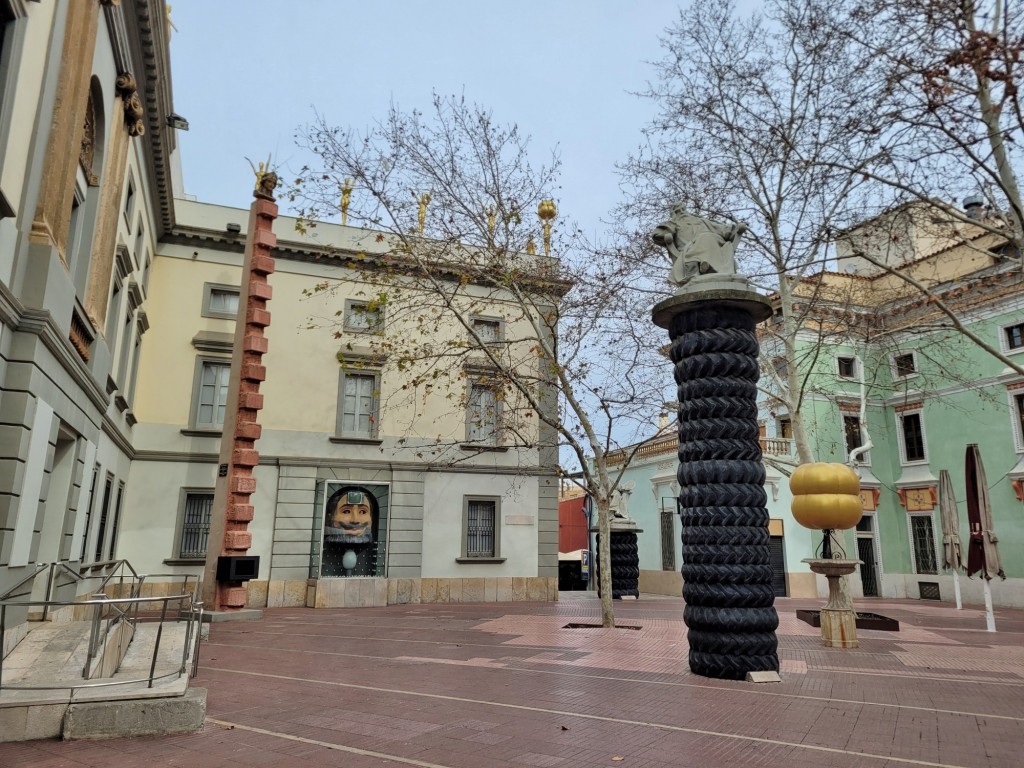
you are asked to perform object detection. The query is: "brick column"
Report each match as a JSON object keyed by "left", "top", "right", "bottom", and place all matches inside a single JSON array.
[{"left": 202, "top": 180, "right": 277, "bottom": 611}]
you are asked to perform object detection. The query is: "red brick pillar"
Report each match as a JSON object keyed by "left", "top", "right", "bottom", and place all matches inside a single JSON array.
[{"left": 202, "top": 178, "right": 278, "bottom": 612}]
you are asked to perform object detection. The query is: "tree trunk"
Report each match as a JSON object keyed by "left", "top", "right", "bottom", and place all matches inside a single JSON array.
[{"left": 594, "top": 497, "right": 615, "bottom": 628}]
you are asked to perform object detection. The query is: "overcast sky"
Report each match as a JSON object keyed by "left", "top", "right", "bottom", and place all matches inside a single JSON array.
[{"left": 168, "top": 1, "right": 683, "bottom": 241}]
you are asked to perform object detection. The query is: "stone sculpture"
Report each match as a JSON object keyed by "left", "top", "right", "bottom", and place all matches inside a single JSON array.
[{"left": 652, "top": 206, "right": 746, "bottom": 286}]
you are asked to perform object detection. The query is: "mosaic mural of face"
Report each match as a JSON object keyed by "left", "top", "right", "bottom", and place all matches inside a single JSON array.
[{"left": 325, "top": 489, "right": 374, "bottom": 544}]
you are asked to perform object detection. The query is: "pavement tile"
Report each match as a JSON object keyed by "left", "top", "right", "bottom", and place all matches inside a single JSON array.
[{"left": 2, "top": 595, "right": 1024, "bottom": 767}]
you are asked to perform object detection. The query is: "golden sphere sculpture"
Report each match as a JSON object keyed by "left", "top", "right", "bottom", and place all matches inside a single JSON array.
[
  {"left": 537, "top": 199, "right": 557, "bottom": 222},
  {"left": 790, "top": 462, "right": 863, "bottom": 531}
]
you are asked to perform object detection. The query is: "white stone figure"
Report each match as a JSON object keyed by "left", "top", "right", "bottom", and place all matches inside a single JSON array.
[
  {"left": 652, "top": 205, "right": 747, "bottom": 287},
  {"left": 610, "top": 482, "right": 635, "bottom": 520}
]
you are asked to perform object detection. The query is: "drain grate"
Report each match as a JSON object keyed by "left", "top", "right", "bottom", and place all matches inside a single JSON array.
[{"left": 562, "top": 622, "right": 642, "bottom": 630}]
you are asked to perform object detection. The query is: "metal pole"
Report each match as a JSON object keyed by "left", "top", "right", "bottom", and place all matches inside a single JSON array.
[
  {"left": 42, "top": 563, "right": 55, "bottom": 622},
  {"left": 1, "top": 604, "right": 6, "bottom": 690},
  {"left": 83, "top": 593, "right": 105, "bottom": 679},
  {"left": 149, "top": 599, "right": 168, "bottom": 688}
]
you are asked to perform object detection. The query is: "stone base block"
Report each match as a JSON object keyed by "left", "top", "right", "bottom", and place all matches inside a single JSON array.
[
  {"left": 307, "top": 576, "right": 557, "bottom": 607},
  {"left": 820, "top": 608, "right": 859, "bottom": 648},
  {"left": 63, "top": 688, "right": 207, "bottom": 740},
  {"left": 0, "top": 703, "right": 66, "bottom": 742},
  {"left": 201, "top": 609, "right": 263, "bottom": 623}
]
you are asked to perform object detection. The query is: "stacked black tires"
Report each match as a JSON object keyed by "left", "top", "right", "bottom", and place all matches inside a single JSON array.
[
  {"left": 670, "top": 306, "right": 779, "bottom": 680},
  {"left": 596, "top": 533, "right": 640, "bottom": 599}
]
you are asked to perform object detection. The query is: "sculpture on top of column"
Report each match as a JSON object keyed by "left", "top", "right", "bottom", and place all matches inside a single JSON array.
[{"left": 652, "top": 205, "right": 747, "bottom": 288}]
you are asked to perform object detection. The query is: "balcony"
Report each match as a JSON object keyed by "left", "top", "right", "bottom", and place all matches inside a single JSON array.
[{"left": 606, "top": 434, "right": 795, "bottom": 466}]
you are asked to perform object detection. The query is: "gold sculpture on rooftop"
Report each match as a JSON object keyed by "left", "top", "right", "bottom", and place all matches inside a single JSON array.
[
  {"left": 340, "top": 179, "right": 353, "bottom": 225},
  {"left": 418, "top": 193, "right": 431, "bottom": 234},
  {"left": 538, "top": 199, "right": 557, "bottom": 257}
]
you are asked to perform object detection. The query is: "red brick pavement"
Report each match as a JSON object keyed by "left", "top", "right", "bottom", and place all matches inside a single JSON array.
[{"left": 2, "top": 594, "right": 1023, "bottom": 767}]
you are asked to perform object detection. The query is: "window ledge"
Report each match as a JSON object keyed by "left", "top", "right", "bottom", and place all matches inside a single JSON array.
[
  {"left": 181, "top": 428, "right": 223, "bottom": 437},
  {"left": 329, "top": 436, "right": 383, "bottom": 445},
  {"left": 163, "top": 558, "right": 205, "bottom": 566},
  {"left": 459, "top": 443, "right": 509, "bottom": 452},
  {"left": 455, "top": 557, "right": 506, "bottom": 564}
]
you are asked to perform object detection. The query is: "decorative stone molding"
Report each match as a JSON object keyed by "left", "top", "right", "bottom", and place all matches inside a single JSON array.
[
  {"left": 897, "top": 486, "right": 937, "bottom": 511},
  {"left": 115, "top": 72, "right": 145, "bottom": 137}
]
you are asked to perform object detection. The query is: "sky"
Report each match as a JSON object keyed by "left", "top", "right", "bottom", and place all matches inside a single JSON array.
[{"left": 167, "top": 1, "right": 684, "bottom": 241}]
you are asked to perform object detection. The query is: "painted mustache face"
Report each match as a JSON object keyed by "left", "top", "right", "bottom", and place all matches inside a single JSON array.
[{"left": 330, "top": 502, "right": 372, "bottom": 534}]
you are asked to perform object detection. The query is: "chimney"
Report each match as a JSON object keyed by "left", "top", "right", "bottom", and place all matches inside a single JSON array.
[
  {"left": 963, "top": 195, "right": 985, "bottom": 220},
  {"left": 658, "top": 412, "right": 669, "bottom": 431}
]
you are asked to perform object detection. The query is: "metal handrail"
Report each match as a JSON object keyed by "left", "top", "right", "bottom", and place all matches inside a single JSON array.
[
  {"left": 41, "top": 562, "right": 86, "bottom": 621},
  {"left": 0, "top": 592, "right": 203, "bottom": 693}
]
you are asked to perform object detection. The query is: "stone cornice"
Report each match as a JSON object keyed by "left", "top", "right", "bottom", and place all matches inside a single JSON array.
[
  {"left": 124, "top": 0, "right": 175, "bottom": 237},
  {"left": 131, "top": 449, "right": 558, "bottom": 476}
]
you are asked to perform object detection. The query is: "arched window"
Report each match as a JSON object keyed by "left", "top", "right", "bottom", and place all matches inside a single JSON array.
[{"left": 67, "top": 77, "right": 106, "bottom": 297}]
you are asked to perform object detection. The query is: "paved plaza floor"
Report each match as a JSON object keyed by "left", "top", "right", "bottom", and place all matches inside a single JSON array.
[{"left": 2, "top": 592, "right": 1023, "bottom": 767}]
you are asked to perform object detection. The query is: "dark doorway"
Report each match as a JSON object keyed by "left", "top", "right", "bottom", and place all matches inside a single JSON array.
[{"left": 858, "top": 537, "right": 880, "bottom": 596}]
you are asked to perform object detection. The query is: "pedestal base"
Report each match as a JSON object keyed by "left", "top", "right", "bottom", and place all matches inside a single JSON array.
[
  {"left": 803, "top": 558, "right": 861, "bottom": 650},
  {"left": 820, "top": 608, "right": 859, "bottom": 649}
]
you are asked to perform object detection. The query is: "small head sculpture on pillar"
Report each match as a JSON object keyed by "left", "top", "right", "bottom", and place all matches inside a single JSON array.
[
  {"left": 248, "top": 156, "right": 278, "bottom": 201},
  {"left": 652, "top": 205, "right": 747, "bottom": 288}
]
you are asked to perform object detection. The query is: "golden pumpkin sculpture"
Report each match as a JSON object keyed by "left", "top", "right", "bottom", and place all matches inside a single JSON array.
[{"left": 790, "top": 462, "right": 863, "bottom": 531}]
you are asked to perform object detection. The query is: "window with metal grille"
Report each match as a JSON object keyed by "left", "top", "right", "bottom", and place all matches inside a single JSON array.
[
  {"left": 179, "top": 492, "right": 213, "bottom": 559},
  {"left": 195, "top": 360, "right": 230, "bottom": 428},
  {"left": 900, "top": 412, "right": 926, "bottom": 462},
  {"left": 910, "top": 515, "right": 938, "bottom": 574},
  {"left": 660, "top": 499, "right": 676, "bottom": 571},
  {"left": 464, "top": 497, "right": 498, "bottom": 558},
  {"left": 340, "top": 372, "right": 378, "bottom": 438}
]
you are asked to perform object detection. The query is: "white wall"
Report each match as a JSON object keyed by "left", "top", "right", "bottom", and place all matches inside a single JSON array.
[{"left": 421, "top": 472, "right": 538, "bottom": 578}]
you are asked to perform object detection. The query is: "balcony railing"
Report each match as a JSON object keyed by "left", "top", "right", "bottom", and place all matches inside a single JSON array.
[{"left": 606, "top": 434, "right": 795, "bottom": 466}]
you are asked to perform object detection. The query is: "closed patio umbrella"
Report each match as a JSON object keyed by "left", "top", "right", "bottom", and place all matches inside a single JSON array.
[
  {"left": 937, "top": 469, "right": 964, "bottom": 609},
  {"left": 965, "top": 444, "right": 1005, "bottom": 632}
]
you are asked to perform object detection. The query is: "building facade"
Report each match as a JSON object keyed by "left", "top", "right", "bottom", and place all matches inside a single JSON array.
[{"left": 0, "top": 0, "right": 558, "bottom": 648}]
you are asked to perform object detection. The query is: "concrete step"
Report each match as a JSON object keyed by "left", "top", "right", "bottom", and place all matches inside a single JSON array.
[{"left": 0, "top": 619, "right": 203, "bottom": 741}]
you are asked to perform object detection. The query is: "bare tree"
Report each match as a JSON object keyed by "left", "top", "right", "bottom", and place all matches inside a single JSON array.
[
  {"left": 290, "top": 94, "right": 668, "bottom": 627},
  {"left": 620, "top": 0, "right": 879, "bottom": 465}
]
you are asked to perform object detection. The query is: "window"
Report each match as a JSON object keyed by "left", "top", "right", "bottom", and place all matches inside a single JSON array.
[
  {"left": 893, "top": 352, "right": 917, "bottom": 378},
  {"left": 178, "top": 491, "right": 213, "bottom": 559},
  {"left": 777, "top": 417, "right": 792, "bottom": 440},
  {"left": 467, "top": 383, "right": 499, "bottom": 444},
  {"left": 93, "top": 474, "right": 113, "bottom": 563},
  {"left": 461, "top": 496, "right": 501, "bottom": 560},
  {"left": 471, "top": 317, "right": 501, "bottom": 345},
  {"left": 1012, "top": 392, "right": 1024, "bottom": 452},
  {"left": 336, "top": 371, "right": 379, "bottom": 438},
  {"left": 910, "top": 514, "right": 938, "bottom": 574},
  {"left": 123, "top": 173, "right": 135, "bottom": 225},
  {"left": 344, "top": 299, "right": 383, "bottom": 333},
  {"left": 899, "top": 411, "right": 926, "bottom": 463},
  {"left": 107, "top": 482, "right": 124, "bottom": 560},
  {"left": 191, "top": 359, "right": 231, "bottom": 429},
  {"left": 837, "top": 356, "right": 857, "bottom": 379},
  {"left": 79, "top": 463, "right": 99, "bottom": 561},
  {"left": 202, "top": 283, "right": 240, "bottom": 319},
  {"left": 843, "top": 415, "right": 865, "bottom": 458},
  {"left": 660, "top": 498, "right": 677, "bottom": 571},
  {"left": 1004, "top": 322, "right": 1024, "bottom": 352}
]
